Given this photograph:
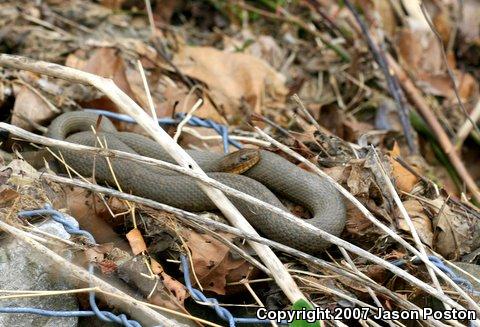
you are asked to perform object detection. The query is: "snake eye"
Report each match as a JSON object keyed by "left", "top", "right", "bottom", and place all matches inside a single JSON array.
[{"left": 240, "top": 154, "right": 249, "bottom": 162}]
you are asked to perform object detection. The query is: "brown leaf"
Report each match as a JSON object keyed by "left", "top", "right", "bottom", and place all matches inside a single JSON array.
[
  {"left": 432, "top": 198, "right": 477, "bottom": 259},
  {"left": 160, "top": 271, "right": 187, "bottom": 304},
  {"left": 153, "top": 0, "right": 185, "bottom": 24},
  {"left": 372, "top": 0, "right": 397, "bottom": 39},
  {"left": 343, "top": 118, "right": 374, "bottom": 143},
  {"left": 0, "top": 187, "right": 19, "bottom": 207},
  {"left": 396, "top": 21, "right": 478, "bottom": 101},
  {"left": 11, "top": 86, "right": 55, "bottom": 132},
  {"left": 67, "top": 48, "right": 139, "bottom": 113},
  {"left": 183, "top": 230, "right": 252, "bottom": 295},
  {"left": 173, "top": 46, "right": 288, "bottom": 118},
  {"left": 150, "top": 258, "right": 164, "bottom": 275},
  {"left": 432, "top": 6, "right": 452, "bottom": 45},
  {"left": 388, "top": 143, "right": 418, "bottom": 193},
  {"left": 100, "top": 0, "right": 124, "bottom": 9},
  {"left": 364, "top": 264, "right": 389, "bottom": 284},
  {"left": 346, "top": 160, "right": 372, "bottom": 196},
  {"left": 396, "top": 200, "right": 433, "bottom": 247},
  {"left": 345, "top": 203, "right": 374, "bottom": 237},
  {"left": 84, "top": 243, "right": 114, "bottom": 264},
  {"left": 161, "top": 84, "right": 226, "bottom": 123},
  {"left": 65, "top": 186, "right": 127, "bottom": 247},
  {"left": 417, "top": 71, "right": 477, "bottom": 100},
  {"left": 459, "top": 0, "right": 480, "bottom": 43},
  {"left": 126, "top": 228, "right": 147, "bottom": 255}
]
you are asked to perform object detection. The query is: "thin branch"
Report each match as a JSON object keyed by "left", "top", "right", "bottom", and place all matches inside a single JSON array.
[
  {"left": 342, "top": 0, "right": 417, "bottom": 154},
  {"left": 371, "top": 147, "right": 450, "bottom": 312},
  {"left": 455, "top": 99, "right": 480, "bottom": 149}
]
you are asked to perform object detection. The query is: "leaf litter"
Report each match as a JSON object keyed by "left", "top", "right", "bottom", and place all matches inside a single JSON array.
[{"left": 0, "top": 0, "right": 480, "bottom": 326}]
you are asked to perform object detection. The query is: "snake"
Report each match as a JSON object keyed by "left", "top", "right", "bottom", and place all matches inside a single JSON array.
[{"left": 44, "top": 111, "right": 346, "bottom": 253}]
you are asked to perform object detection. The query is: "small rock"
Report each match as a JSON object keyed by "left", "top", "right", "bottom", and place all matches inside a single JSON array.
[{"left": 0, "top": 212, "right": 80, "bottom": 327}]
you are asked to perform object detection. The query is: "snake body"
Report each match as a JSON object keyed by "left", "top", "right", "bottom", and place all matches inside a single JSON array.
[{"left": 46, "top": 112, "right": 346, "bottom": 253}]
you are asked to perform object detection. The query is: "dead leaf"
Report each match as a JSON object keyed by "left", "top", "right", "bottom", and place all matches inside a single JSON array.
[
  {"left": 153, "top": 0, "right": 185, "bottom": 24},
  {"left": 417, "top": 71, "right": 477, "bottom": 100},
  {"left": 183, "top": 230, "right": 252, "bottom": 295},
  {"left": 98, "top": 260, "right": 118, "bottom": 275},
  {"left": 388, "top": 143, "right": 418, "bottom": 193},
  {"left": 85, "top": 244, "right": 114, "bottom": 265},
  {"left": 431, "top": 198, "right": 477, "bottom": 259},
  {"left": 0, "top": 187, "right": 19, "bottom": 207},
  {"left": 343, "top": 118, "right": 374, "bottom": 143},
  {"left": 432, "top": 6, "right": 452, "bottom": 45},
  {"left": 346, "top": 159, "right": 373, "bottom": 196},
  {"left": 364, "top": 264, "right": 389, "bottom": 284},
  {"left": 161, "top": 84, "right": 226, "bottom": 123},
  {"left": 223, "top": 32, "right": 285, "bottom": 69},
  {"left": 396, "top": 22, "right": 478, "bottom": 101},
  {"left": 173, "top": 46, "right": 288, "bottom": 118},
  {"left": 396, "top": 200, "right": 433, "bottom": 247},
  {"left": 117, "top": 256, "right": 186, "bottom": 311},
  {"left": 345, "top": 203, "right": 374, "bottom": 236},
  {"left": 100, "top": 0, "right": 124, "bottom": 9},
  {"left": 148, "top": 258, "right": 187, "bottom": 304},
  {"left": 66, "top": 48, "right": 141, "bottom": 113},
  {"left": 65, "top": 186, "right": 128, "bottom": 248},
  {"left": 150, "top": 258, "right": 164, "bottom": 275},
  {"left": 11, "top": 86, "right": 55, "bottom": 132},
  {"left": 160, "top": 271, "right": 187, "bottom": 304},
  {"left": 459, "top": 0, "right": 480, "bottom": 43},
  {"left": 126, "top": 228, "right": 147, "bottom": 255}
]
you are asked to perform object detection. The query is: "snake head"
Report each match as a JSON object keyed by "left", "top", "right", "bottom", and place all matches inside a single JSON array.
[{"left": 217, "top": 149, "right": 261, "bottom": 174}]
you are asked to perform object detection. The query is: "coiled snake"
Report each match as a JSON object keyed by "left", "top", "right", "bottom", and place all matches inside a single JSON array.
[{"left": 46, "top": 112, "right": 346, "bottom": 253}]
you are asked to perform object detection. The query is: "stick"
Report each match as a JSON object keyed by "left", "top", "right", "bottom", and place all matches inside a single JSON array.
[
  {"left": 343, "top": 0, "right": 417, "bottom": 154},
  {"left": 456, "top": 100, "right": 480, "bottom": 149},
  {"left": 372, "top": 148, "right": 456, "bottom": 319},
  {"left": 0, "top": 54, "right": 305, "bottom": 304}
]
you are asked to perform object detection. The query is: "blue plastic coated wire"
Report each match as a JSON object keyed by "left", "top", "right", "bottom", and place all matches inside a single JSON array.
[
  {"left": 0, "top": 307, "right": 97, "bottom": 317},
  {"left": 87, "top": 265, "right": 142, "bottom": 327},
  {"left": 84, "top": 108, "right": 243, "bottom": 153},
  {"left": 180, "top": 254, "right": 283, "bottom": 326},
  {"left": 392, "top": 255, "right": 480, "bottom": 296},
  {"left": 2, "top": 205, "right": 142, "bottom": 327},
  {"left": 18, "top": 204, "right": 96, "bottom": 244}
]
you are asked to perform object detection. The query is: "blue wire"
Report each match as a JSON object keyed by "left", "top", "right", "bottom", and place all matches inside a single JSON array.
[
  {"left": 0, "top": 307, "right": 96, "bottom": 317},
  {"left": 180, "top": 255, "right": 285, "bottom": 326},
  {"left": 87, "top": 264, "right": 142, "bottom": 327},
  {"left": 3, "top": 205, "right": 142, "bottom": 327},
  {"left": 83, "top": 108, "right": 243, "bottom": 153},
  {"left": 18, "top": 204, "right": 96, "bottom": 244}
]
